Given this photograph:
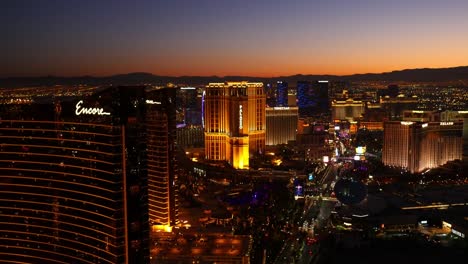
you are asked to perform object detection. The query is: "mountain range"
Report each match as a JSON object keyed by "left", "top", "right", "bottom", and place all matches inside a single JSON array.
[{"left": 1, "top": 66, "right": 468, "bottom": 88}]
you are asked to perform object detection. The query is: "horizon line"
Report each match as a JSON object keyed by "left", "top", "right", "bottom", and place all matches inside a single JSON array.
[{"left": 1, "top": 65, "right": 467, "bottom": 79}]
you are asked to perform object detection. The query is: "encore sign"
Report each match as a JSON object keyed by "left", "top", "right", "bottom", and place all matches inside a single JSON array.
[{"left": 75, "top": 100, "right": 111, "bottom": 116}]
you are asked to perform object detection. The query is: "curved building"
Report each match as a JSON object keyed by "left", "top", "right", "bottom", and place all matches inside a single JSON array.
[
  {"left": 383, "top": 121, "right": 463, "bottom": 173},
  {"left": 0, "top": 86, "right": 176, "bottom": 263},
  {"left": 145, "top": 88, "right": 179, "bottom": 229}
]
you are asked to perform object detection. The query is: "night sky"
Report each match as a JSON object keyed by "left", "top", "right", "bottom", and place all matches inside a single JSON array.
[{"left": 2, "top": 0, "right": 468, "bottom": 77}]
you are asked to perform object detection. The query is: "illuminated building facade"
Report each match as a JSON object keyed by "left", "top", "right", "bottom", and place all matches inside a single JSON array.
[
  {"left": 297, "top": 81, "right": 312, "bottom": 117},
  {"left": 296, "top": 80, "right": 330, "bottom": 118},
  {"left": 276, "top": 81, "right": 288, "bottom": 107},
  {"left": 0, "top": 85, "right": 177, "bottom": 263},
  {"left": 331, "top": 99, "right": 365, "bottom": 121},
  {"left": 383, "top": 121, "right": 463, "bottom": 173},
  {"left": 358, "top": 121, "right": 384, "bottom": 131},
  {"left": 204, "top": 82, "right": 265, "bottom": 169},
  {"left": 265, "top": 107, "right": 298, "bottom": 145},
  {"left": 176, "top": 125, "right": 205, "bottom": 148},
  {"left": 146, "top": 87, "right": 179, "bottom": 229},
  {"left": 440, "top": 110, "right": 468, "bottom": 157},
  {"left": 383, "top": 122, "right": 413, "bottom": 170},
  {"left": 150, "top": 233, "right": 252, "bottom": 264}
]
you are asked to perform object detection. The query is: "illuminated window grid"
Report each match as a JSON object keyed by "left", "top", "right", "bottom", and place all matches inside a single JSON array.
[
  {"left": 204, "top": 83, "right": 265, "bottom": 168},
  {"left": 0, "top": 120, "right": 123, "bottom": 264},
  {"left": 146, "top": 105, "right": 178, "bottom": 227}
]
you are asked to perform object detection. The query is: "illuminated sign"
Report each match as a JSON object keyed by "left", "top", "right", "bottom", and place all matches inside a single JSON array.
[
  {"left": 442, "top": 221, "right": 452, "bottom": 228},
  {"left": 440, "top": 122, "right": 453, "bottom": 126},
  {"left": 422, "top": 123, "right": 428, "bottom": 128},
  {"left": 239, "top": 105, "right": 243, "bottom": 129},
  {"left": 400, "top": 121, "right": 414, "bottom": 125},
  {"left": 318, "top": 80, "right": 329, "bottom": 83},
  {"left": 202, "top": 90, "right": 206, "bottom": 128},
  {"left": 180, "top": 87, "right": 196, "bottom": 90},
  {"left": 458, "top": 111, "right": 468, "bottom": 114},
  {"left": 412, "top": 110, "right": 424, "bottom": 113},
  {"left": 323, "top": 156, "right": 329, "bottom": 163},
  {"left": 452, "top": 229, "right": 465, "bottom": 238},
  {"left": 146, "top": 99, "right": 161, "bottom": 104},
  {"left": 273, "top": 107, "right": 290, "bottom": 110},
  {"left": 355, "top": 146, "right": 366, "bottom": 155},
  {"left": 75, "top": 100, "right": 110, "bottom": 116}
]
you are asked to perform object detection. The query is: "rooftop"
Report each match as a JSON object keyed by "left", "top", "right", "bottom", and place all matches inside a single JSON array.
[{"left": 151, "top": 232, "right": 252, "bottom": 262}]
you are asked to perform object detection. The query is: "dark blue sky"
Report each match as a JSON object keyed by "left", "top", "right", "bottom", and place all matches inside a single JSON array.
[{"left": 2, "top": 0, "right": 468, "bottom": 77}]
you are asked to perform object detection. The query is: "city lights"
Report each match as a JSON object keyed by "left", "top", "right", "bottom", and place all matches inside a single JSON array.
[{"left": 2, "top": 1, "right": 468, "bottom": 263}]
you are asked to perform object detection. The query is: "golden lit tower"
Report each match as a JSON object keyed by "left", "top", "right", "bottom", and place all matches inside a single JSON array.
[
  {"left": 204, "top": 82, "right": 266, "bottom": 169},
  {"left": 383, "top": 121, "right": 463, "bottom": 173},
  {"left": 146, "top": 87, "right": 179, "bottom": 230}
]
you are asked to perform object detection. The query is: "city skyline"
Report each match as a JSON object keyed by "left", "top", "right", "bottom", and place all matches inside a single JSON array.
[
  {"left": 1, "top": 80, "right": 467, "bottom": 263},
  {"left": 1, "top": 1, "right": 468, "bottom": 263},
  {"left": 3, "top": 0, "right": 468, "bottom": 77}
]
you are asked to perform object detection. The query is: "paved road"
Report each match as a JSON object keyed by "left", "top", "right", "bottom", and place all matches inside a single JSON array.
[{"left": 273, "top": 197, "right": 336, "bottom": 264}]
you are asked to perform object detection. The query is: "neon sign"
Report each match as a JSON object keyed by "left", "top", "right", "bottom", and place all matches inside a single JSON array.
[{"left": 75, "top": 100, "right": 110, "bottom": 116}]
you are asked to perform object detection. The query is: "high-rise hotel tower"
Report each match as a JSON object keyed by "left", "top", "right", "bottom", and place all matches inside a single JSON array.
[
  {"left": 146, "top": 87, "right": 179, "bottom": 229},
  {"left": 265, "top": 107, "right": 298, "bottom": 145},
  {"left": 383, "top": 121, "right": 463, "bottom": 173},
  {"left": 0, "top": 85, "right": 178, "bottom": 264},
  {"left": 204, "top": 82, "right": 266, "bottom": 169}
]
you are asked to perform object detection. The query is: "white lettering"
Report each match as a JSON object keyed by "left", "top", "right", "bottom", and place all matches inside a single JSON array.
[
  {"left": 75, "top": 100, "right": 111, "bottom": 116},
  {"left": 239, "top": 105, "right": 243, "bottom": 129},
  {"left": 400, "top": 121, "right": 414, "bottom": 125},
  {"left": 440, "top": 122, "right": 453, "bottom": 126},
  {"left": 146, "top": 100, "right": 161, "bottom": 104}
]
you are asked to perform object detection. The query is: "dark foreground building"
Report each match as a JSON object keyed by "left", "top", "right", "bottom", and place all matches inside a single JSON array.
[{"left": 0, "top": 86, "right": 177, "bottom": 264}]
